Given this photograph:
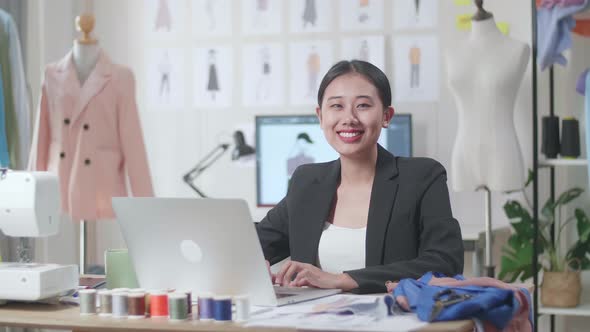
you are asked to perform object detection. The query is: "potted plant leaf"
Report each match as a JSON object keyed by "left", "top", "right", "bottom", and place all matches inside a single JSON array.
[{"left": 499, "top": 170, "right": 590, "bottom": 307}]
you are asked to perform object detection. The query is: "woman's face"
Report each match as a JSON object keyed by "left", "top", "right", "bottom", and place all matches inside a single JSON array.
[{"left": 316, "top": 72, "right": 393, "bottom": 159}]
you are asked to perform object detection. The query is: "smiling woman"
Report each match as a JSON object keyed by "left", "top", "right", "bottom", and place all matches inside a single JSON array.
[{"left": 255, "top": 60, "right": 464, "bottom": 294}]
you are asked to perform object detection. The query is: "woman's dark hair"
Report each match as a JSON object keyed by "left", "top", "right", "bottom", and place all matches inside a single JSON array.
[{"left": 317, "top": 60, "right": 392, "bottom": 108}]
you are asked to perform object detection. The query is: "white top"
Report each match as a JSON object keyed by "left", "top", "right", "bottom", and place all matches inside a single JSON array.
[
  {"left": 317, "top": 222, "right": 366, "bottom": 274},
  {"left": 445, "top": 17, "right": 529, "bottom": 192}
]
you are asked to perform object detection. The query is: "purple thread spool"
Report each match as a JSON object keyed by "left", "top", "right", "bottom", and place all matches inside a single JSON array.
[
  {"left": 198, "top": 294, "right": 214, "bottom": 320},
  {"left": 213, "top": 296, "right": 232, "bottom": 322}
]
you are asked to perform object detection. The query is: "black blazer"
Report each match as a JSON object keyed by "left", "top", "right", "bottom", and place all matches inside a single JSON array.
[{"left": 256, "top": 145, "right": 464, "bottom": 294}]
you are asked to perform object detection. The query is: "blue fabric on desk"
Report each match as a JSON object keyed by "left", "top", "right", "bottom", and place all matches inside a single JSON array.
[{"left": 392, "top": 272, "right": 524, "bottom": 330}]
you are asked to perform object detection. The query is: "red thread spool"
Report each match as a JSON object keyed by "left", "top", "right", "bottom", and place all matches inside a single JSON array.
[{"left": 149, "top": 291, "right": 169, "bottom": 317}]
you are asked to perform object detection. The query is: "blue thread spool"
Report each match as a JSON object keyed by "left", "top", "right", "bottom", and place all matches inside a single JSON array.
[
  {"left": 213, "top": 296, "right": 232, "bottom": 322},
  {"left": 198, "top": 293, "right": 214, "bottom": 320}
]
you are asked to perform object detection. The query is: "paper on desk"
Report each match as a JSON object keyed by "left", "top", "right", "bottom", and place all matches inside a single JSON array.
[{"left": 247, "top": 294, "right": 428, "bottom": 331}]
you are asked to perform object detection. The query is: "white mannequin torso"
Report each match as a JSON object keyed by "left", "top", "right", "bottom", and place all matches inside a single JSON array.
[
  {"left": 445, "top": 17, "right": 529, "bottom": 192},
  {"left": 72, "top": 41, "right": 101, "bottom": 85}
]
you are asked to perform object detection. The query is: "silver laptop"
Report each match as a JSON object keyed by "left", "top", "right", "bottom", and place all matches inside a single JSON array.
[{"left": 112, "top": 197, "right": 341, "bottom": 306}]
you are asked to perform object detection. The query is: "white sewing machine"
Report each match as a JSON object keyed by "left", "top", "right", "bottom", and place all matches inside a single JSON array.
[{"left": 0, "top": 170, "right": 78, "bottom": 301}]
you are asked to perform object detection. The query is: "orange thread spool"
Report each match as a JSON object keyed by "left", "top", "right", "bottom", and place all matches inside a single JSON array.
[{"left": 149, "top": 291, "right": 169, "bottom": 317}]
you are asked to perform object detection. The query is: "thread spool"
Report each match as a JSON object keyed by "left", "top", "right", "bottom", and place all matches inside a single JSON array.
[
  {"left": 561, "top": 117, "right": 581, "bottom": 158},
  {"left": 112, "top": 291, "right": 129, "bottom": 318},
  {"left": 542, "top": 115, "right": 560, "bottom": 158},
  {"left": 130, "top": 289, "right": 149, "bottom": 315},
  {"left": 127, "top": 292, "right": 146, "bottom": 319},
  {"left": 213, "top": 296, "right": 232, "bottom": 322},
  {"left": 149, "top": 290, "right": 169, "bottom": 317},
  {"left": 98, "top": 290, "right": 112, "bottom": 316},
  {"left": 79, "top": 289, "right": 97, "bottom": 315},
  {"left": 168, "top": 293, "right": 188, "bottom": 321},
  {"left": 197, "top": 293, "right": 214, "bottom": 320},
  {"left": 233, "top": 295, "right": 250, "bottom": 322}
]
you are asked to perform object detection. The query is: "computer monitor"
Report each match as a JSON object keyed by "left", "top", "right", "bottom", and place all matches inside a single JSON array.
[{"left": 255, "top": 114, "right": 412, "bottom": 207}]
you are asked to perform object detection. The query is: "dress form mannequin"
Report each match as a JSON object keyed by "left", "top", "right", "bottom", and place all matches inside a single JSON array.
[
  {"left": 72, "top": 14, "right": 100, "bottom": 85},
  {"left": 445, "top": 1, "right": 530, "bottom": 277},
  {"left": 445, "top": 4, "right": 529, "bottom": 192}
]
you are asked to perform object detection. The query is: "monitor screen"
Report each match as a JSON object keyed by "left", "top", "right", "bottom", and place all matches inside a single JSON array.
[{"left": 255, "top": 114, "right": 412, "bottom": 207}]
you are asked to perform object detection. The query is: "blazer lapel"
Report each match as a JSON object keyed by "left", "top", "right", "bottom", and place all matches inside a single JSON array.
[
  {"left": 365, "top": 145, "right": 400, "bottom": 266},
  {"left": 71, "top": 51, "right": 112, "bottom": 126},
  {"left": 295, "top": 160, "right": 340, "bottom": 265}
]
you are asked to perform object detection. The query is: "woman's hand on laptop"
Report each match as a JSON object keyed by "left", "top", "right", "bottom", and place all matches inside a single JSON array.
[
  {"left": 265, "top": 260, "right": 277, "bottom": 284},
  {"left": 275, "top": 260, "right": 359, "bottom": 291}
]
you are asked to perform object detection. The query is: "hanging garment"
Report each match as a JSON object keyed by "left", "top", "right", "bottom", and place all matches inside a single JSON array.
[
  {"left": 0, "top": 12, "right": 18, "bottom": 169},
  {"left": 0, "top": 63, "right": 8, "bottom": 167},
  {"left": 537, "top": 0, "right": 589, "bottom": 70},
  {"left": 29, "top": 51, "right": 154, "bottom": 220},
  {"left": 390, "top": 272, "right": 532, "bottom": 332},
  {"left": 0, "top": 9, "right": 30, "bottom": 170}
]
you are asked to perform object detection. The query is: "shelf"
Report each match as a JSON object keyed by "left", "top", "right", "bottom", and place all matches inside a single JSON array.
[
  {"left": 540, "top": 159, "right": 588, "bottom": 167},
  {"left": 539, "top": 304, "right": 590, "bottom": 317}
]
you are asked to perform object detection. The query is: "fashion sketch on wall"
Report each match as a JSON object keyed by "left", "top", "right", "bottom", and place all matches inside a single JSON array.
[
  {"left": 289, "top": 41, "right": 333, "bottom": 105},
  {"left": 242, "top": 43, "right": 285, "bottom": 106},
  {"left": 393, "top": 35, "right": 439, "bottom": 102},
  {"left": 192, "top": 0, "right": 232, "bottom": 36},
  {"left": 194, "top": 46, "right": 233, "bottom": 108},
  {"left": 241, "top": 0, "right": 282, "bottom": 35},
  {"left": 339, "top": 0, "right": 384, "bottom": 31},
  {"left": 145, "top": 0, "right": 186, "bottom": 38},
  {"left": 145, "top": 48, "right": 186, "bottom": 109},
  {"left": 207, "top": 50, "right": 220, "bottom": 101},
  {"left": 393, "top": 0, "right": 438, "bottom": 30},
  {"left": 289, "top": 0, "right": 332, "bottom": 33},
  {"left": 340, "top": 35, "right": 385, "bottom": 71}
]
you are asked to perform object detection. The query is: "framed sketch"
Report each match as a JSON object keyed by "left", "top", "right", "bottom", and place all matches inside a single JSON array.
[
  {"left": 242, "top": 43, "right": 285, "bottom": 107},
  {"left": 145, "top": 47, "right": 186, "bottom": 109},
  {"left": 340, "top": 35, "right": 385, "bottom": 71},
  {"left": 338, "top": 0, "right": 384, "bottom": 32},
  {"left": 193, "top": 46, "right": 234, "bottom": 108},
  {"left": 289, "top": 40, "right": 334, "bottom": 106}
]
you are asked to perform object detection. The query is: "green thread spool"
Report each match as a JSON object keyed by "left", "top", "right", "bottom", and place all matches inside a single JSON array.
[{"left": 168, "top": 293, "right": 188, "bottom": 321}]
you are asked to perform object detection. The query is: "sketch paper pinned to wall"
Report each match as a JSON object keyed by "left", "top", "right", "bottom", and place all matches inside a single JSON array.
[
  {"left": 289, "top": 0, "right": 333, "bottom": 33},
  {"left": 192, "top": 0, "right": 233, "bottom": 36},
  {"left": 145, "top": 48, "right": 186, "bottom": 109},
  {"left": 241, "top": 0, "right": 283, "bottom": 35},
  {"left": 340, "top": 35, "right": 385, "bottom": 72},
  {"left": 339, "top": 0, "right": 385, "bottom": 32},
  {"left": 393, "top": 0, "right": 438, "bottom": 30},
  {"left": 242, "top": 43, "right": 285, "bottom": 107},
  {"left": 289, "top": 41, "right": 334, "bottom": 106},
  {"left": 194, "top": 46, "right": 233, "bottom": 108},
  {"left": 145, "top": 0, "right": 186, "bottom": 38},
  {"left": 393, "top": 35, "right": 439, "bottom": 102}
]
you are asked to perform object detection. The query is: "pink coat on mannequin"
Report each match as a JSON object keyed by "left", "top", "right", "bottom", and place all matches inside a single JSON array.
[{"left": 29, "top": 51, "right": 154, "bottom": 220}]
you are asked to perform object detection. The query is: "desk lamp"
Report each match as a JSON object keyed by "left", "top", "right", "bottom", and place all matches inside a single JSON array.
[
  {"left": 183, "top": 130, "right": 255, "bottom": 197},
  {"left": 0, "top": 169, "right": 78, "bottom": 302}
]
